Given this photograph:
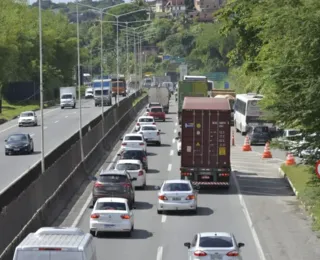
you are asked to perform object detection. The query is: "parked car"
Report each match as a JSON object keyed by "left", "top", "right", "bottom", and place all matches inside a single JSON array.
[
  {"left": 120, "top": 133, "right": 147, "bottom": 153},
  {"left": 91, "top": 170, "right": 136, "bottom": 208},
  {"left": 5, "top": 133, "right": 34, "bottom": 155},
  {"left": 90, "top": 198, "right": 134, "bottom": 237},
  {"left": 18, "top": 111, "right": 38, "bottom": 127},
  {"left": 135, "top": 116, "right": 156, "bottom": 131},
  {"left": 146, "top": 106, "right": 166, "bottom": 122},
  {"left": 138, "top": 125, "right": 161, "bottom": 146},
  {"left": 117, "top": 148, "right": 148, "bottom": 171}
]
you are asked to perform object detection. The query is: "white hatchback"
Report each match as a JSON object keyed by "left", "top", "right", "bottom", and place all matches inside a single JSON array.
[
  {"left": 157, "top": 180, "right": 198, "bottom": 214},
  {"left": 120, "top": 133, "right": 147, "bottom": 153},
  {"left": 115, "top": 159, "right": 146, "bottom": 189},
  {"left": 90, "top": 197, "right": 134, "bottom": 237},
  {"left": 135, "top": 116, "right": 156, "bottom": 131},
  {"left": 18, "top": 111, "right": 38, "bottom": 127},
  {"left": 138, "top": 125, "right": 161, "bottom": 146}
]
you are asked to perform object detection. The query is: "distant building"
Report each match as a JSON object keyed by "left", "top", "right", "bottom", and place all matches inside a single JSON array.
[
  {"left": 191, "top": 0, "right": 225, "bottom": 22},
  {"left": 154, "top": 0, "right": 186, "bottom": 15}
]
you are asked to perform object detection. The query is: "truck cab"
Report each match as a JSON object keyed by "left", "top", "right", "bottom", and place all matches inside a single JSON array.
[{"left": 60, "top": 93, "right": 76, "bottom": 109}]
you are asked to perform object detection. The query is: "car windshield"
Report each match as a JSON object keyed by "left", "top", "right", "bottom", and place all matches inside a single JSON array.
[
  {"left": 122, "top": 150, "right": 144, "bottom": 159},
  {"left": 139, "top": 118, "right": 154, "bottom": 122},
  {"left": 116, "top": 163, "right": 140, "bottom": 171},
  {"left": 95, "top": 202, "right": 126, "bottom": 211},
  {"left": 94, "top": 90, "right": 109, "bottom": 95},
  {"left": 142, "top": 126, "right": 157, "bottom": 131},
  {"left": 7, "top": 134, "right": 27, "bottom": 142},
  {"left": 21, "top": 112, "right": 34, "bottom": 117},
  {"left": 199, "top": 236, "right": 233, "bottom": 248},
  {"left": 253, "top": 126, "right": 269, "bottom": 133},
  {"left": 151, "top": 108, "right": 163, "bottom": 113},
  {"left": 98, "top": 174, "right": 127, "bottom": 183},
  {"left": 124, "top": 136, "right": 143, "bottom": 141},
  {"left": 61, "top": 94, "right": 72, "bottom": 99},
  {"left": 150, "top": 103, "right": 160, "bottom": 107},
  {"left": 162, "top": 183, "right": 191, "bottom": 191}
]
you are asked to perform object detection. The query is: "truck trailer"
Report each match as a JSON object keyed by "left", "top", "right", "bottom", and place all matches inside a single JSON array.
[
  {"left": 148, "top": 87, "right": 170, "bottom": 113},
  {"left": 180, "top": 97, "right": 231, "bottom": 189}
]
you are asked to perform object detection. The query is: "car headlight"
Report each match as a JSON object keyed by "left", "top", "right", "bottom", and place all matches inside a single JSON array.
[
  {"left": 5, "top": 145, "right": 11, "bottom": 149},
  {"left": 24, "top": 144, "right": 29, "bottom": 147}
]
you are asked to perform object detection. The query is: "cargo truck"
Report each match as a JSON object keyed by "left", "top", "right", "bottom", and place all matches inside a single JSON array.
[
  {"left": 212, "top": 89, "right": 236, "bottom": 125},
  {"left": 179, "top": 97, "right": 231, "bottom": 189},
  {"left": 177, "top": 80, "right": 207, "bottom": 124},
  {"left": 148, "top": 87, "right": 170, "bottom": 113},
  {"left": 152, "top": 76, "right": 170, "bottom": 87},
  {"left": 60, "top": 87, "right": 76, "bottom": 109}
]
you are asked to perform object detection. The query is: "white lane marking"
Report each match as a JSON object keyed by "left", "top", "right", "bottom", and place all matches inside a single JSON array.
[
  {"left": 172, "top": 138, "right": 176, "bottom": 144},
  {"left": 73, "top": 111, "right": 77, "bottom": 114},
  {"left": 44, "top": 126, "right": 48, "bottom": 130},
  {"left": 231, "top": 172, "right": 267, "bottom": 260},
  {"left": 0, "top": 107, "right": 59, "bottom": 134},
  {"left": 175, "top": 122, "right": 177, "bottom": 126},
  {"left": 170, "top": 150, "right": 174, "bottom": 156},
  {"left": 30, "top": 134, "right": 35, "bottom": 137},
  {"left": 167, "top": 164, "right": 172, "bottom": 171},
  {"left": 72, "top": 108, "right": 146, "bottom": 228},
  {"left": 174, "top": 129, "right": 177, "bottom": 133},
  {"left": 157, "top": 246, "right": 163, "bottom": 260},
  {"left": 65, "top": 116, "right": 68, "bottom": 118},
  {"left": 54, "top": 120, "right": 59, "bottom": 123},
  {"left": 161, "top": 215, "right": 167, "bottom": 223}
]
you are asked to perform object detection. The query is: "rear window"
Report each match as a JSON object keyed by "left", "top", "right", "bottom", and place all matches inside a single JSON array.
[
  {"left": 124, "top": 135, "right": 143, "bottom": 141},
  {"left": 141, "top": 126, "right": 157, "bottom": 131},
  {"left": 163, "top": 183, "right": 191, "bottom": 191},
  {"left": 199, "top": 236, "right": 233, "bottom": 248},
  {"left": 61, "top": 94, "right": 72, "bottom": 99},
  {"left": 151, "top": 108, "right": 163, "bottom": 113},
  {"left": 98, "top": 175, "right": 127, "bottom": 183},
  {"left": 150, "top": 103, "right": 160, "bottom": 107},
  {"left": 116, "top": 163, "right": 140, "bottom": 171},
  {"left": 139, "top": 118, "right": 154, "bottom": 122},
  {"left": 253, "top": 126, "right": 269, "bottom": 133},
  {"left": 122, "top": 150, "right": 144, "bottom": 158},
  {"left": 96, "top": 202, "right": 126, "bottom": 211}
]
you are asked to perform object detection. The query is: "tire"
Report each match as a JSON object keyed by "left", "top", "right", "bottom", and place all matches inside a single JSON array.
[
  {"left": 157, "top": 142, "right": 161, "bottom": 146},
  {"left": 177, "top": 151, "right": 181, "bottom": 156},
  {"left": 5, "top": 152, "right": 8, "bottom": 156},
  {"left": 157, "top": 210, "right": 163, "bottom": 214},
  {"left": 145, "top": 167, "right": 148, "bottom": 172},
  {"left": 61, "top": 107, "right": 64, "bottom": 109},
  {"left": 163, "top": 119, "right": 165, "bottom": 122},
  {"left": 235, "top": 121, "right": 240, "bottom": 132},
  {"left": 73, "top": 105, "right": 76, "bottom": 109},
  {"left": 142, "top": 182, "right": 146, "bottom": 190},
  {"left": 90, "top": 230, "right": 96, "bottom": 237},
  {"left": 191, "top": 208, "right": 197, "bottom": 215},
  {"left": 18, "top": 125, "right": 21, "bottom": 127},
  {"left": 34, "top": 122, "right": 37, "bottom": 126}
]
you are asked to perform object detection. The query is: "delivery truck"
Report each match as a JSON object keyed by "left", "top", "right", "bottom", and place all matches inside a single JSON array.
[
  {"left": 179, "top": 97, "right": 231, "bottom": 189},
  {"left": 148, "top": 86, "right": 170, "bottom": 113},
  {"left": 60, "top": 87, "right": 76, "bottom": 109},
  {"left": 212, "top": 89, "right": 236, "bottom": 125},
  {"left": 177, "top": 80, "right": 207, "bottom": 124}
]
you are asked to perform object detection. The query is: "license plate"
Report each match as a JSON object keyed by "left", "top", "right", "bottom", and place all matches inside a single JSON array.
[
  {"left": 14, "top": 149, "right": 20, "bottom": 151},
  {"left": 211, "top": 255, "right": 222, "bottom": 260},
  {"left": 106, "top": 187, "right": 118, "bottom": 191},
  {"left": 104, "top": 224, "right": 115, "bottom": 227},
  {"left": 172, "top": 197, "right": 181, "bottom": 201},
  {"left": 201, "top": 175, "right": 210, "bottom": 179}
]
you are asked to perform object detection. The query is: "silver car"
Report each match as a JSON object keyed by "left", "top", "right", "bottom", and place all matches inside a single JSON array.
[{"left": 184, "top": 232, "right": 245, "bottom": 260}]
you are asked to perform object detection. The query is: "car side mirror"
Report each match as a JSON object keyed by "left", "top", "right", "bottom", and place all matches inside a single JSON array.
[
  {"left": 117, "top": 153, "right": 121, "bottom": 156},
  {"left": 158, "top": 129, "right": 161, "bottom": 132},
  {"left": 184, "top": 242, "right": 191, "bottom": 249},
  {"left": 175, "top": 136, "right": 180, "bottom": 140},
  {"left": 131, "top": 177, "right": 137, "bottom": 181},
  {"left": 238, "top": 242, "right": 245, "bottom": 248},
  {"left": 4, "top": 139, "right": 7, "bottom": 142},
  {"left": 88, "top": 176, "right": 97, "bottom": 181}
]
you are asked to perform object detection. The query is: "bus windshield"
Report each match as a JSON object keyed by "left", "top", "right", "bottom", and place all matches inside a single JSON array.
[{"left": 246, "top": 100, "right": 262, "bottom": 117}]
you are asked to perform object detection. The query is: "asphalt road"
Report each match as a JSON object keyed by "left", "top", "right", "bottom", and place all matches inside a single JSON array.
[
  {"left": 54, "top": 98, "right": 320, "bottom": 260},
  {"left": 0, "top": 96, "right": 125, "bottom": 193}
]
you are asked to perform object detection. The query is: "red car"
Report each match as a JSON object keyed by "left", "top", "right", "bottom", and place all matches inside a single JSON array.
[{"left": 147, "top": 106, "right": 165, "bottom": 121}]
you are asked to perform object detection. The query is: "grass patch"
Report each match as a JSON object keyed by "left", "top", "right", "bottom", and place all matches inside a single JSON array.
[
  {"left": 0, "top": 100, "right": 39, "bottom": 121},
  {"left": 132, "top": 91, "right": 147, "bottom": 107},
  {"left": 281, "top": 164, "right": 320, "bottom": 230}
]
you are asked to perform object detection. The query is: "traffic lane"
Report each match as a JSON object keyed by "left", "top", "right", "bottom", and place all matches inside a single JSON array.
[
  {"left": 161, "top": 136, "right": 261, "bottom": 260},
  {"left": 75, "top": 112, "right": 176, "bottom": 260},
  {"left": 232, "top": 147, "right": 320, "bottom": 259}
]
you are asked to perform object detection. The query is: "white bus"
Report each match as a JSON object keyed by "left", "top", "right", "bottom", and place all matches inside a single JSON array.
[
  {"left": 233, "top": 93, "right": 274, "bottom": 135},
  {"left": 183, "top": 75, "right": 207, "bottom": 81}
]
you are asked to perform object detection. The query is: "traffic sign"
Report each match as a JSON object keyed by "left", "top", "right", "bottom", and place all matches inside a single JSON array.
[
  {"left": 224, "top": 82, "right": 229, "bottom": 89},
  {"left": 316, "top": 160, "right": 320, "bottom": 179}
]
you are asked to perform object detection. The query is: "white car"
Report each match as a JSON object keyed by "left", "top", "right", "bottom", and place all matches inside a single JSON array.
[
  {"left": 157, "top": 180, "right": 198, "bottom": 214},
  {"left": 18, "top": 111, "right": 38, "bottom": 127},
  {"left": 90, "top": 197, "right": 134, "bottom": 237},
  {"left": 184, "top": 232, "right": 245, "bottom": 260},
  {"left": 120, "top": 133, "right": 147, "bottom": 153},
  {"left": 115, "top": 159, "right": 146, "bottom": 189},
  {"left": 135, "top": 116, "right": 156, "bottom": 131},
  {"left": 175, "top": 132, "right": 181, "bottom": 155},
  {"left": 138, "top": 125, "right": 161, "bottom": 146}
]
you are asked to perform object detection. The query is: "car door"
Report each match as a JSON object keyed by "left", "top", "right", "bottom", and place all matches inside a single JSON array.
[
  {"left": 188, "top": 234, "right": 198, "bottom": 260},
  {"left": 27, "top": 134, "right": 33, "bottom": 149},
  {"left": 126, "top": 172, "right": 135, "bottom": 199}
]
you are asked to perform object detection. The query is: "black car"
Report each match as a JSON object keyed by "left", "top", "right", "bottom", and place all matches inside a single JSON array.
[
  {"left": 5, "top": 133, "right": 34, "bottom": 155},
  {"left": 118, "top": 149, "right": 148, "bottom": 171},
  {"left": 91, "top": 170, "right": 136, "bottom": 208},
  {"left": 247, "top": 125, "right": 271, "bottom": 145}
]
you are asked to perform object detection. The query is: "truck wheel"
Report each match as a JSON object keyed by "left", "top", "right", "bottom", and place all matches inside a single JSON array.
[
  {"left": 163, "top": 119, "right": 165, "bottom": 122},
  {"left": 177, "top": 151, "right": 181, "bottom": 156},
  {"left": 234, "top": 121, "right": 240, "bottom": 132},
  {"left": 61, "top": 107, "right": 64, "bottom": 109}
]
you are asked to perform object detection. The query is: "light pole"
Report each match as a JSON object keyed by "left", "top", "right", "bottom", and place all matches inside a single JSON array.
[
  {"left": 126, "top": 22, "right": 129, "bottom": 80},
  {"left": 38, "top": 0, "right": 45, "bottom": 173}
]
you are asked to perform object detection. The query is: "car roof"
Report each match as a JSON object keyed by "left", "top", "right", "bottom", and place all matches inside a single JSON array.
[
  {"left": 150, "top": 106, "right": 163, "bottom": 109},
  {"left": 9, "top": 133, "right": 27, "bottom": 137},
  {"left": 150, "top": 102, "right": 160, "bottom": 104},
  {"left": 118, "top": 159, "right": 141, "bottom": 164},
  {"left": 140, "top": 124, "right": 157, "bottom": 128},
  {"left": 124, "top": 133, "right": 143, "bottom": 137},
  {"left": 96, "top": 197, "right": 128, "bottom": 203},
  {"left": 198, "top": 232, "right": 233, "bottom": 238},
  {"left": 99, "top": 169, "right": 128, "bottom": 176},
  {"left": 122, "top": 147, "right": 145, "bottom": 152},
  {"left": 21, "top": 111, "right": 34, "bottom": 114},
  {"left": 163, "top": 179, "right": 191, "bottom": 184},
  {"left": 138, "top": 116, "right": 154, "bottom": 119}
]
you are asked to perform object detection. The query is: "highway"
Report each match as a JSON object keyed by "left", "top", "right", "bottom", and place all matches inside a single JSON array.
[
  {"left": 0, "top": 96, "right": 125, "bottom": 193},
  {"left": 54, "top": 97, "right": 320, "bottom": 260}
]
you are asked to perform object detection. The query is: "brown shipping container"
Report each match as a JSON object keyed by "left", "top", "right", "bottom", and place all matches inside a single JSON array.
[{"left": 181, "top": 97, "right": 231, "bottom": 169}]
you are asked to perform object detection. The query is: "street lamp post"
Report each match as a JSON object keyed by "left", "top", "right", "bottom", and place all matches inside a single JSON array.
[
  {"left": 126, "top": 22, "right": 129, "bottom": 80},
  {"left": 38, "top": 0, "right": 45, "bottom": 173}
]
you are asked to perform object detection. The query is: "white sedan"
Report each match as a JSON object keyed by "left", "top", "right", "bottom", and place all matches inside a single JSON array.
[
  {"left": 90, "top": 197, "right": 134, "bottom": 237},
  {"left": 120, "top": 133, "right": 147, "bottom": 153},
  {"left": 115, "top": 159, "right": 146, "bottom": 189},
  {"left": 138, "top": 125, "right": 161, "bottom": 146},
  {"left": 157, "top": 180, "right": 198, "bottom": 214},
  {"left": 18, "top": 111, "right": 38, "bottom": 127},
  {"left": 135, "top": 116, "right": 156, "bottom": 131}
]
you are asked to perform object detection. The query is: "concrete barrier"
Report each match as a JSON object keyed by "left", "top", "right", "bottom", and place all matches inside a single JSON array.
[{"left": 0, "top": 92, "right": 148, "bottom": 260}]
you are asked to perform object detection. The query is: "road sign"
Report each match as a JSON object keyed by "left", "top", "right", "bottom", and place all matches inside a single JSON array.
[
  {"left": 316, "top": 160, "right": 320, "bottom": 179},
  {"left": 224, "top": 82, "right": 229, "bottom": 89},
  {"left": 171, "top": 57, "right": 185, "bottom": 64},
  {"left": 163, "top": 55, "right": 171, "bottom": 61},
  {"left": 179, "top": 64, "right": 188, "bottom": 81}
]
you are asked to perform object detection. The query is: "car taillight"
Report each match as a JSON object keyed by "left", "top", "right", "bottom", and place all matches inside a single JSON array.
[
  {"left": 122, "top": 183, "right": 132, "bottom": 188},
  {"left": 138, "top": 170, "right": 144, "bottom": 176},
  {"left": 139, "top": 142, "right": 144, "bottom": 146},
  {"left": 90, "top": 213, "right": 100, "bottom": 219},
  {"left": 186, "top": 195, "right": 195, "bottom": 200},
  {"left": 181, "top": 172, "right": 191, "bottom": 176},
  {"left": 157, "top": 132, "right": 160, "bottom": 136},
  {"left": 152, "top": 122, "right": 156, "bottom": 125},
  {"left": 122, "top": 143, "right": 127, "bottom": 146},
  {"left": 226, "top": 251, "right": 239, "bottom": 256},
  {"left": 194, "top": 251, "right": 207, "bottom": 256},
  {"left": 158, "top": 195, "right": 168, "bottom": 200},
  {"left": 94, "top": 182, "right": 103, "bottom": 188},
  {"left": 121, "top": 214, "right": 130, "bottom": 219},
  {"left": 142, "top": 157, "right": 147, "bottom": 161},
  {"left": 219, "top": 173, "right": 230, "bottom": 177}
]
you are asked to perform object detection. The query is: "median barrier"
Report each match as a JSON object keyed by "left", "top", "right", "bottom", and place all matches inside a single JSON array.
[{"left": 0, "top": 91, "right": 148, "bottom": 260}]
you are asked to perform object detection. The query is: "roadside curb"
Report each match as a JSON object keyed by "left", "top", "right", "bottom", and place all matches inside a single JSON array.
[{"left": 278, "top": 167, "right": 317, "bottom": 221}]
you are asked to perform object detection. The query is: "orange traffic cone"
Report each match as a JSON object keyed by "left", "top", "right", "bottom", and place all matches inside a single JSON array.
[
  {"left": 242, "top": 136, "right": 252, "bottom": 151},
  {"left": 262, "top": 142, "right": 272, "bottom": 158},
  {"left": 232, "top": 131, "right": 235, "bottom": 146},
  {"left": 285, "top": 153, "right": 296, "bottom": 165}
]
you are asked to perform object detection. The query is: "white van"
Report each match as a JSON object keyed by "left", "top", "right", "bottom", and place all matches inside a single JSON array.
[{"left": 13, "top": 227, "right": 96, "bottom": 260}]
